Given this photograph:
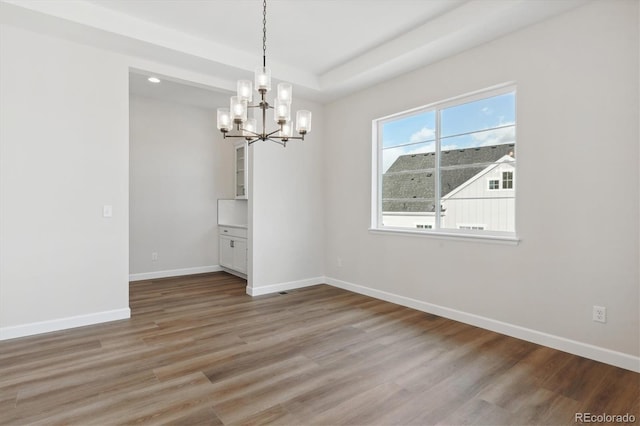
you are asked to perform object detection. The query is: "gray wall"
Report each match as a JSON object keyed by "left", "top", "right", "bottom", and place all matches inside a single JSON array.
[
  {"left": 0, "top": 25, "right": 130, "bottom": 335},
  {"left": 129, "top": 94, "right": 234, "bottom": 276},
  {"left": 324, "top": 0, "right": 639, "bottom": 361},
  {"left": 249, "top": 96, "right": 326, "bottom": 294}
]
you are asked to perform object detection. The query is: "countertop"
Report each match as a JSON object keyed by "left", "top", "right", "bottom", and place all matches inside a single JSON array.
[{"left": 218, "top": 223, "right": 247, "bottom": 229}]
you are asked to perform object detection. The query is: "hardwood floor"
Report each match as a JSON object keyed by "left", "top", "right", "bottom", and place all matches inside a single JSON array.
[{"left": 1, "top": 272, "right": 638, "bottom": 425}]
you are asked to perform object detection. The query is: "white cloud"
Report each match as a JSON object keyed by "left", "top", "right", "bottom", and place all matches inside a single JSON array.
[
  {"left": 409, "top": 126, "right": 435, "bottom": 143},
  {"left": 472, "top": 122, "right": 515, "bottom": 147}
]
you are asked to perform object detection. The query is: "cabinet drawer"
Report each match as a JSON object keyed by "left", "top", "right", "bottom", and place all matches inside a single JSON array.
[{"left": 219, "top": 226, "right": 247, "bottom": 239}]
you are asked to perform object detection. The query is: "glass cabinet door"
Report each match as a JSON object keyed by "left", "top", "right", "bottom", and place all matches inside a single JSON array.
[{"left": 235, "top": 144, "right": 247, "bottom": 199}]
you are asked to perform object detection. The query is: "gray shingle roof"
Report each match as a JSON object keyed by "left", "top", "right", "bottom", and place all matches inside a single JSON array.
[{"left": 382, "top": 143, "right": 515, "bottom": 212}]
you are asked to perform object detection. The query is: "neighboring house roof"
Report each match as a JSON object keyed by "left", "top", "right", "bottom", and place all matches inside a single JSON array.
[{"left": 382, "top": 143, "right": 515, "bottom": 212}]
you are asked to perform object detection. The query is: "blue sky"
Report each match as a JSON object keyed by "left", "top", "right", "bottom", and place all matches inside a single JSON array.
[{"left": 382, "top": 92, "right": 515, "bottom": 171}]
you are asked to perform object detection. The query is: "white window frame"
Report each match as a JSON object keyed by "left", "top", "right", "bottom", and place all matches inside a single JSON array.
[
  {"left": 370, "top": 83, "right": 519, "bottom": 243},
  {"left": 488, "top": 179, "right": 500, "bottom": 190}
]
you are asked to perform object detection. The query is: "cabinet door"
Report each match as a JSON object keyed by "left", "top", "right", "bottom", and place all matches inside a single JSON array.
[
  {"left": 235, "top": 144, "right": 247, "bottom": 199},
  {"left": 219, "top": 235, "right": 234, "bottom": 269},
  {"left": 232, "top": 238, "right": 247, "bottom": 274}
]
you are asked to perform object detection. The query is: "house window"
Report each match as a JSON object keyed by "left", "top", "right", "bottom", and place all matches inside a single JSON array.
[
  {"left": 502, "top": 171, "right": 513, "bottom": 189},
  {"left": 373, "top": 84, "right": 516, "bottom": 238},
  {"left": 459, "top": 225, "right": 485, "bottom": 230}
]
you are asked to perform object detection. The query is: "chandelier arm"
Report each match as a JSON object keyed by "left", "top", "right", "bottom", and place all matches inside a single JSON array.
[
  {"left": 241, "top": 129, "right": 262, "bottom": 138},
  {"left": 222, "top": 134, "right": 250, "bottom": 139},
  {"left": 265, "top": 128, "right": 283, "bottom": 138}
]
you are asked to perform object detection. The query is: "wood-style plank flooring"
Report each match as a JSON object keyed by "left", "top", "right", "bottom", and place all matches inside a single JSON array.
[{"left": 0, "top": 272, "right": 638, "bottom": 425}]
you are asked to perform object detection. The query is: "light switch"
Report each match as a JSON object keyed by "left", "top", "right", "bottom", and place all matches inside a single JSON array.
[{"left": 103, "top": 205, "right": 113, "bottom": 218}]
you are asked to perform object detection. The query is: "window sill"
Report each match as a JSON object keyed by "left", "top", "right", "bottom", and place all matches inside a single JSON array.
[{"left": 368, "top": 227, "right": 520, "bottom": 245}]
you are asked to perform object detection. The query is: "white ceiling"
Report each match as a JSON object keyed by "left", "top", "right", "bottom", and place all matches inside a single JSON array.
[
  {"left": 1, "top": 0, "right": 589, "bottom": 103},
  {"left": 90, "top": 0, "right": 468, "bottom": 76}
]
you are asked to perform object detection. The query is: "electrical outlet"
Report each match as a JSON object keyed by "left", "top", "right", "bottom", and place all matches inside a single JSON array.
[
  {"left": 151, "top": 252, "right": 158, "bottom": 261},
  {"left": 337, "top": 257, "right": 343, "bottom": 267},
  {"left": 593, "top": 305, "right": 606, "bottom": 323}
]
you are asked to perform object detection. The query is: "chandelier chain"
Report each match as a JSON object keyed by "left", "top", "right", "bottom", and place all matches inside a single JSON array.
[{"left": 262, "top": 0, "right": 267, "bottom": 67}]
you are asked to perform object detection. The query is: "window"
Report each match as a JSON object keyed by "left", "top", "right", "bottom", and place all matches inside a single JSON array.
[
  {"left": 502, "top": 171, "right": 513, "bottom": 189},
  {"left": 373, "top": 85, "right": 516, "bottom": 239},
  {"left": 458, "top": 225, "right": 485, "bottom": 231}
]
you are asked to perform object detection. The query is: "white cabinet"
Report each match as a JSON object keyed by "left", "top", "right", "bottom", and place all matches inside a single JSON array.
[
  {"left": 231, "top": 238, "right": 247, "bottom": 272},
  {"left": 219, "top": 235, "right": 234, "bottom": 270},
  {"left": 219, "top": 226, "right": 247, "bottom": 276},
  {"left": 235, "top": 143, "right": 248, "bottom": 199}
]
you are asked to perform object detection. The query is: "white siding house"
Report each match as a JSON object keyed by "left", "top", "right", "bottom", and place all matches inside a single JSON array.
[
  {"left": 441, "top": 155, "right": 515, "bottom": 232},
  {"left": 381, "top": 145, "right": 515, "bottom": 232}
]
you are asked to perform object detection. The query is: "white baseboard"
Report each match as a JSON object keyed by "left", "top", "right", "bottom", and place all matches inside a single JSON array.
[
  {"left": 129, "top": 265, "right": 223, "bottom": 282},
  {"left": 0, "top": 308, "right": 131, "bottom": 341},
  {"left": 247, "top": 276, "right": 324, "bottom": 296},
  {"left": 325, "top": 277, "right": 640, "bottom": 373},
  {"left": 9, "top": 272, "right": 634, "bottom": 372}
]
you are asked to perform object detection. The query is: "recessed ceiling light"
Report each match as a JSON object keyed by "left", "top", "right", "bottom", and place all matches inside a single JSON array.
[{"left": 148, "top": 77, "right": 161, "bottom": 84}]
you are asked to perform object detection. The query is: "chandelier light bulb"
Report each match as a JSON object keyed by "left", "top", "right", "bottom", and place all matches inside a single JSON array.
[
  {"left": 280, "top": 122, "right": 292, "bottom": 139},
  {"left": 230, "top": 96, "right": 247, "bottom": 123},
  {"left": 274, "top": 98, "right": 291, "bottom": 124},
  {"left": 217, "top": 108, "right": 231, "bottom": 132},
  {"left": 237, "top": 80, "right": 253, "bottom": 102},
  {"left": 296, "top": 110, "right": 312, "bottom": 134},
  {"left": 255, "top": 66, "right": 271, "bottom": 92},
  {"left": 277, "top": 83, "right": 292, "bottom": 103},
  {"left": 244, "top": 118, "right": 257, "bottom": 139}
]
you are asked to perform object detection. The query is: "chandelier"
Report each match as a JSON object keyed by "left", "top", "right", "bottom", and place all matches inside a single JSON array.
[{"left": 216, "top": 0, "right": 312, "bottom": 147}]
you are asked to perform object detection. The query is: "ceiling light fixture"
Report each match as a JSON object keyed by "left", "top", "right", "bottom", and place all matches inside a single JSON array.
[
  {"left": 148, "top": 77, "right": 161, "bottom": 83},
  {"left": 216, "top": 0, "right": 312, "bottom": 147}
]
